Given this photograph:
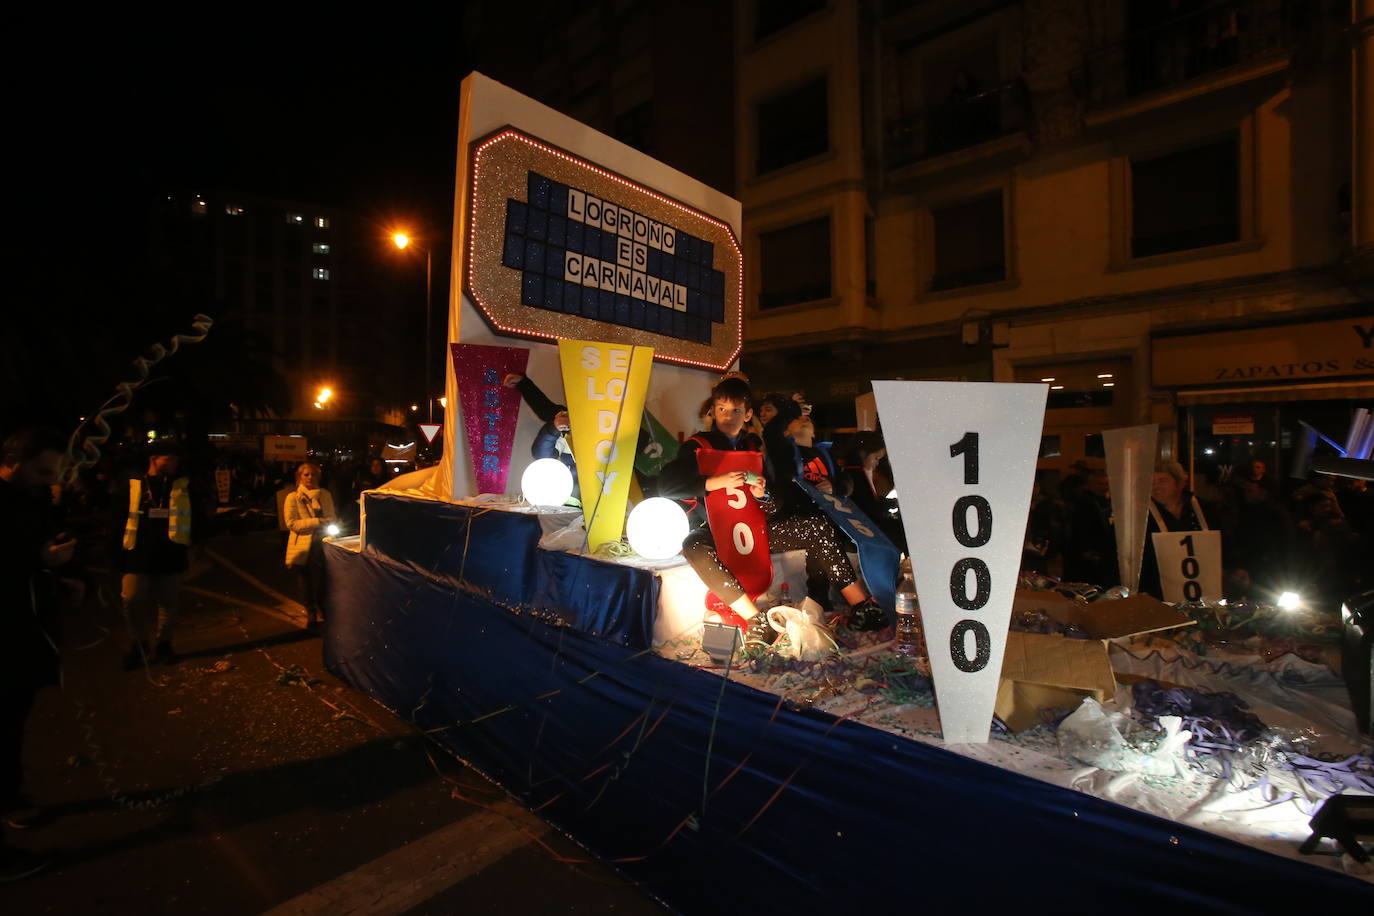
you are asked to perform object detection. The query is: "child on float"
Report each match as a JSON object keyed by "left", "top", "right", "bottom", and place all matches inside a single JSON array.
[
  {"left": 840, "top": 431, "right": 906, "bottom": 553},
  {"left": 506, "top": 372, "right": 657, "bottom": 500},
  {"left": 761, "top": 396, "right": 881, "bottom": 621},
  {"left": 503, "top": 374, "right": 574, "bottom": 472},
  {"left": 760, "top": 394, "right": 849, "bottom": 509},
  {"left": 656, "top": 376, "right": 887, "bottom": 642}
]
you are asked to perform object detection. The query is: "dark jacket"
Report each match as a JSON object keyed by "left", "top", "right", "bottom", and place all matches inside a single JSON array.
[
  {"left": 0, "top": 477, "right": 62, "bottom": 688},
  {"left": 116, "top": 474, "right": 196, "bottom": 574},
  {"left": 1139, "top": 491, "right": 1211, "bottom": 599},
  {"left": 513, "top": 376, "right": 576, "bottom": 473},
  {"left": 657, "top": 428, "right": 764, "bottom": 528},
  {"left": 1064, "top": 490, "right": 1119, "bottom": 588},
  {"left": 764, "top": 434, "right": 848, "bottom": 516}
]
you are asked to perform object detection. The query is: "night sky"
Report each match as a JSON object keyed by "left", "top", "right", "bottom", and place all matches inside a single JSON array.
[
  {"left": 9, "top": 14, "right": 477, "bottom": 426},
  {"left": 127, "top": 14, "right": 473, "bottom": 226}
]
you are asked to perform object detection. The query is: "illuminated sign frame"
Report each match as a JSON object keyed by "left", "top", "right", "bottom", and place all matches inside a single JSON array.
[{"left": 464, "top": 128, "right": 744, "bottom": 371}]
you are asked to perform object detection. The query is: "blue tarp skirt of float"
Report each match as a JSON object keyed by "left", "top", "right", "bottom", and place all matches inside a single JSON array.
[{"left": 325, "top": 494, "right": 1373, "bottom": 913}]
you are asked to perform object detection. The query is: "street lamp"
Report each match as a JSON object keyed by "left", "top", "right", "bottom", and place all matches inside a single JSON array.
[{"left": 392, "top": 231, "right": 433, "bottom": 423}]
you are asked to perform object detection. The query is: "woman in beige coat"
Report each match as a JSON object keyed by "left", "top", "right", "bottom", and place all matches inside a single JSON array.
[{"left": 283, "top": 461, "right": 336, "bottom": 630}]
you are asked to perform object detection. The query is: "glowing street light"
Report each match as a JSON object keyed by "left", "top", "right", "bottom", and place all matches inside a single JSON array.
[{"left": 390, "top": 229, "right": 433, "bottom": 423}]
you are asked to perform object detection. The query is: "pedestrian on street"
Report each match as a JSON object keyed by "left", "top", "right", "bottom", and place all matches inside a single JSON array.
[
  {"left": 1, "top": 427, "right": 76, "bottom": 882},
  {"left": 1064, "top": 468, "right": 1120, "bottom": 589},
  {"left": 117, "top": 439, "right": 195, "bottom": 668},
  {"left": 284, "top": 461, "right": 336, "bottom": 631}
]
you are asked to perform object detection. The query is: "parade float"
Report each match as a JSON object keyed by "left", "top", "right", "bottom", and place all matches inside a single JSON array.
[{"left": 322, "top": 73, "right": 1373, "bottom": 911}]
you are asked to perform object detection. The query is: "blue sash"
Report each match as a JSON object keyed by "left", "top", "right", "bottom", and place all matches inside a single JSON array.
[{"left": 793, "top": 478, "right": 901, "bottom": 613}]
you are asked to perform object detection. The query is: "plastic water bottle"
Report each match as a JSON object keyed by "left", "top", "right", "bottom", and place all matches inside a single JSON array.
[
  {"left": 894, "top": 558, "right": 922, "bottom": 657},
  {"left": 778, "top": 582, "right": 791, "bottom": 607}
]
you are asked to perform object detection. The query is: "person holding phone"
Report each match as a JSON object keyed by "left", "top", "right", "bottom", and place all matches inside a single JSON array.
[
  {"left": 283, "top": 461, "right": 336, "bottom": 632},
  {"left": 1, "top": 427, "right": 75, "bottom": 879}
]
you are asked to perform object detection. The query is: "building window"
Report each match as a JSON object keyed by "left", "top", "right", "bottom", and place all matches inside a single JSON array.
[
  {"left": 756, "top": 77, "right": 828, "bottom": 175},
  {"left": 312, "top": 268, "right": 330, "bottom": 280},
  {"left": 1131, "top": 133, "right": 1239, "bottom": 259},
  {"left": 754, "top": 0, "right": 825, "bottom": 42},
  {"left": 315, "top": 216, "right": 330, "bottom": 229},
  {"left": 312, "top": 242, "right": 331, "bottom": 255},
  {"left": 759, "top": 216, "right": 831, "bottom": 310},
  {"left": 225, "top": 205, "right": 244, "bottom": 216},
  {"left": 930, "top": 192, "right": 1005, "bottom": 291},
  {"left": 286, "top": 212, "right": 305, "bottom": 225}
]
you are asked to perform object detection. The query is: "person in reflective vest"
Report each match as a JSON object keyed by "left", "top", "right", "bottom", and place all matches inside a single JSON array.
[{"left": 119, "top": 440, "right": 193, "bottom": 668}]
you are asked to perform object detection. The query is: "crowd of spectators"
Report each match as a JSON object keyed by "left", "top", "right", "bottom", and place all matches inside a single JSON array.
[{"left": 1021, "top": 456, "right": 1373, "bottom": 605}]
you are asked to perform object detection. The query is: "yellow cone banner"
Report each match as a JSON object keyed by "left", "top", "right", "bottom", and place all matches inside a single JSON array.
[{"left": 558, "top": 340, "right": 653, "bottom": 551}]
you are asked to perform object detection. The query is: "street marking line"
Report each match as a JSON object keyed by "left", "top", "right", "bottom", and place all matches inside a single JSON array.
[
  {"left": 203, "top": 547, "right": 307, "bottom": 620},
  {"left": 259, "top": 801, "right": 549, "bottom": 916},
  {"left": 181, "top": 585, "right": 305, "bottom": 628}
]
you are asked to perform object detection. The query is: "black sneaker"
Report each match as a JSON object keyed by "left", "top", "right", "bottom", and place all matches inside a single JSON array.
[
  {"left": 0, "top": 846, "right": 50, "bottom": 883},
  {"left": 745, "top": 612, "right": 777, "bottom": 647},
  {"left": 847, "top": 598, "right": 888, "bottom": 632}
]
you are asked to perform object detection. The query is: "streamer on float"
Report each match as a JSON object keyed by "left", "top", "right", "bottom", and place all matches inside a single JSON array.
[{"left": 63, "top": 313, "right": 214, "bottom": 485}]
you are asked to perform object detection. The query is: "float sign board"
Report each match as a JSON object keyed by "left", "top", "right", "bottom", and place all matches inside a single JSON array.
[
  {"left": 464, "top": 128, "right": 742, "bottom": 371},
  {"left": 263, "top": 435, "right": 308, "bottom": 462},
  {"left": 873, "top": 381, "right": 1047, "bottom": 744}
]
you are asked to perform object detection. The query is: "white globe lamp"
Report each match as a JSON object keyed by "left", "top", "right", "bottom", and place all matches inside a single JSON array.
[
  {"left": 521, "top": 458, "right": 574, "bottom": 507},
  {"left": 626, "top": 497, "right": 690, "bottom": 560}
]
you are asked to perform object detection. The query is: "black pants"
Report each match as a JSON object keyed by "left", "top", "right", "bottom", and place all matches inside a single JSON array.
[
  {"left": 0, "top": 684, "right": 37, "bottom": 808},
  {"left": 293, "top": 551, "right": 327, "bottom": 616},
  {"left": 683, "top": 511, "right": 857, "bottom": 606}
]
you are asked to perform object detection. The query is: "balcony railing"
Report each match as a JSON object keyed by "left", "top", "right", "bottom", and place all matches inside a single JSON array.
[
  {"left": 884, "top": 79, "right": 1029, "bottom": 171},
  {"left": 1084, "top": 0, "right": 1307, "bottom": 109}
]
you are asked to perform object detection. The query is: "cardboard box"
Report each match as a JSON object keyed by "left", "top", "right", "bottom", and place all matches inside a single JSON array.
[
  {"left": 1011, "top": 589, "right": 1193, "bottom": 640},
  {"left": 995, "top": 590, "right": 1193, "bottom": 732},
  {"left": 997, "top": 630, "right": 1116, "bottom": 731}
]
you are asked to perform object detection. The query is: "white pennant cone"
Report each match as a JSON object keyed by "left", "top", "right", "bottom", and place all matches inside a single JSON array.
[{"left": 872, "top": 381, "right": 1046, "bottom": 744}]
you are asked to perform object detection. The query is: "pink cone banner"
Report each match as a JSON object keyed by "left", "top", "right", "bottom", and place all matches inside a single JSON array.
[{"left": 451, "top": 343, "right": 530, "bottom": 494}]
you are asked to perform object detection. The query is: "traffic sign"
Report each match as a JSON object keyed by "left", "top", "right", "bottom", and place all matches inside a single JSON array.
[{"left": 419, "top": 423, "right": 442, "bottom": 445}]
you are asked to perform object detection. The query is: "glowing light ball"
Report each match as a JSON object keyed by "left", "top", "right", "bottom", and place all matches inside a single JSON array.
[
  {"left": 325, "top": 524, "right": 341, "bottom": 537},
  {"left": 626, "top": 497, "right": 690, "bottom": 559},
  {"left": 521, "top": 458, "right": 574, "bottom": 507},
  {"left": 1277, "top": 591, "right": 1301, "bottom": 611}
]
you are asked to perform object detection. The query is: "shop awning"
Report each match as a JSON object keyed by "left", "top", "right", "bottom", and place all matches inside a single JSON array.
[{"left": 1174, "top": 379, "right": 1374, "bottom": 405}]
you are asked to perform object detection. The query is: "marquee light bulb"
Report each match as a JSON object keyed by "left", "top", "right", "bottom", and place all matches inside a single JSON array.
[{"left": 465, "top": 129, "right": 745, "bottom": 372}]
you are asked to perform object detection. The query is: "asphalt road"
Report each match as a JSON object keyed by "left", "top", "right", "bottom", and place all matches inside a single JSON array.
[{"left": 5, "top": 525, "right": 664, "bottom": 914}]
